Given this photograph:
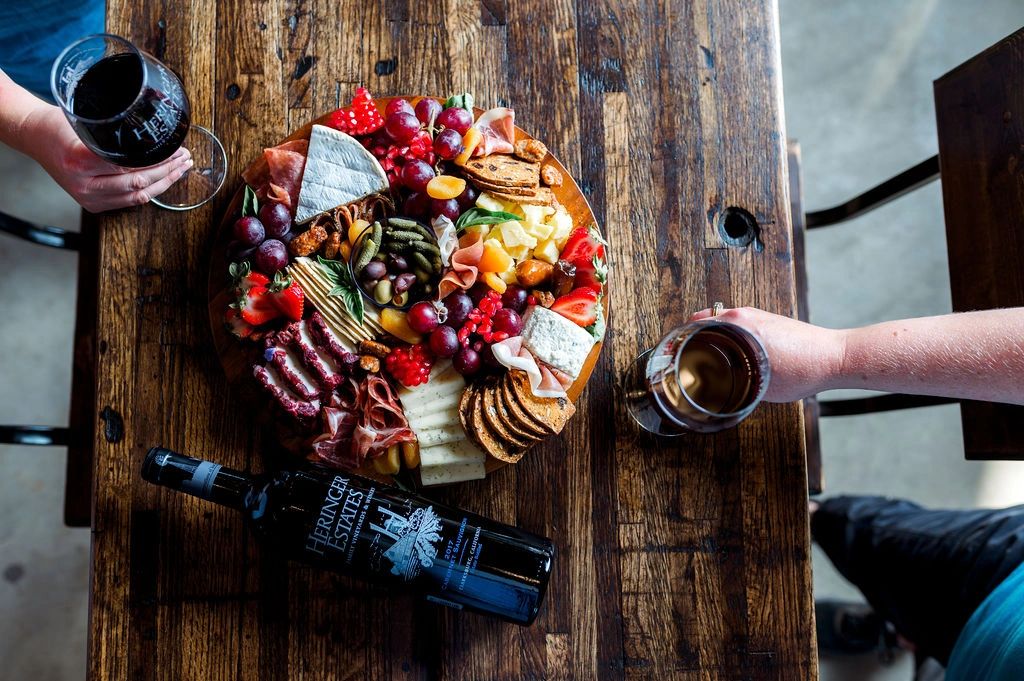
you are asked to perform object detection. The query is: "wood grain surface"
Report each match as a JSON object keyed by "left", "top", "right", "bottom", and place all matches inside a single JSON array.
[
  {"left": 934, "top": 26, "right": 1024, "bottom": 461},
  {"left": 91, "top": 1, "right": 816, "bottom": 679}
]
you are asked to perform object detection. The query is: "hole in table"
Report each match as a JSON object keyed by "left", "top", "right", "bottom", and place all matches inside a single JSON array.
[{"left": 717, "top": 207, "right": 760, "bottom": 248}]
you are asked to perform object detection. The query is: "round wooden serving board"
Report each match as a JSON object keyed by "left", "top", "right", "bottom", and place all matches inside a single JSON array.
[{"left": 208, "top": 96, "right": 608, "bottom": 484}]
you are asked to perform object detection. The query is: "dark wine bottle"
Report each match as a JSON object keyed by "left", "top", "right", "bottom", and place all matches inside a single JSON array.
[{"left": 141, "top": 447, "right": 553, "bottom": 625}]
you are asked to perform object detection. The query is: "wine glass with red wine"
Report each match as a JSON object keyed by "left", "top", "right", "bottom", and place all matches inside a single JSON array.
[{"left": 50, "top": 33, "right": 226, "bottom": 210}]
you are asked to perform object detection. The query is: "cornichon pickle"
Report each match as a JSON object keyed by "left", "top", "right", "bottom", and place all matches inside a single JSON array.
[
  {"left": 387, "top": 230, "right": 424, "bottom": 242},
  {"left": 371, "top": 221, "right": 383, "bottom": 245},
  {"left": 411, "top": 251, "right": 434, "bottom": 273},
  {"left": 410, "top": 240, "right": 441, "bottom": 256},
  {"left": 413, "top": 267, "right": 431, "bottom": 283},
  {"left": 387, "top": 217, "right": 420, "bottom": 229},
  {"left": 354, "top": 238, "right": 378, "bottom": 272}
]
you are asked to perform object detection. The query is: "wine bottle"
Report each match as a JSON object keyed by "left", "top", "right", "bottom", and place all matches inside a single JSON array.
[{"left": 141, "top": 447, "right": 553, "bottom": 625}]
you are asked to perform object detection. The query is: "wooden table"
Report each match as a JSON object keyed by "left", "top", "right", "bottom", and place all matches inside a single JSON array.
[{"left": 90, "top": 1, "right": 816, "bottom": 678}]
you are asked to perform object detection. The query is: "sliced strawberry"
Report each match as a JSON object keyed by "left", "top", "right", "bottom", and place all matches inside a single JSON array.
[
  {"left": 559, "top": 226, "right": 606, "bottom": 265},
  {"left": 229, "top": 261, "right": 270, "bottom": 294},
  {"left": 574, "top": 255, "right": 607, "bottom": 292},
  {"left": 223, "top": 306, "right": 255, "bottom": 339},
  {"left": 268, "top": 272, "right": 305, "bottom": 322},
  {"left": 238, "top": 285, "right": 281, "bottom": 326},
  {"left": 550, "top": 287, "right": 600, "bottom": 327}
]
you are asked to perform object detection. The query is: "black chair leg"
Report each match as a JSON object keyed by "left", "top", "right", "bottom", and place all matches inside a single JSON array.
[
  {"left": 818, "top": 394, "right": 958, "bottom": 417},
  {"left": 0, "top": 425, "right": 71, "bottom": 446},
  {"left": 0, "top": 210, "right": 81, "bottom": 250},
  {"left": 806, "top": 155, "right": 940, "bottom": 229}
]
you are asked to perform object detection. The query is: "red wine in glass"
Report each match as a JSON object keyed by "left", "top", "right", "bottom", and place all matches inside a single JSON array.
[{"left": 51, "top": 34, "right": 226, "bottom": 210}]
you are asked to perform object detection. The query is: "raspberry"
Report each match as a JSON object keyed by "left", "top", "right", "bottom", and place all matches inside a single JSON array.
[
  {"left": 328, "top": 87, "right": 385, "bottom": 136},
  {"left": 384, "top": 342, "right": 434, "bottom": 387}
]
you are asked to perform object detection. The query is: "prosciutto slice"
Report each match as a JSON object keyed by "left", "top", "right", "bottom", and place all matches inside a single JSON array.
[
  {"left": 472, "top": 108, "right": 515, "bottom": 156},
  {"left": 241, "top": 139, "right": 308, "bottom": 213},
  {"left": 491, "top": 336, "right": 569, "bottom": 398},
  {"left": 438, "top": 233, "right": 484, "bottom": 299}
]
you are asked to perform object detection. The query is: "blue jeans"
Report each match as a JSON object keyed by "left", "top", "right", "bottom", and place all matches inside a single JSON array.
[{"left": 0, "top": 0, "right": 104, "bottom": 101}]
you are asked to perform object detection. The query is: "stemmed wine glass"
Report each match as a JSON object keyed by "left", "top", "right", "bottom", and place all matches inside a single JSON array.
[
  {"left": 50, "top": 33, "right": 227, "bottom": 210},
  {"left": 623, "top": 303, "right": 772, "bottom": 434}
]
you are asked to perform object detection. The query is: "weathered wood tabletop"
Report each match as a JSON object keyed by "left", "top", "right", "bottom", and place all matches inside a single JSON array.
[{"left": 90, "top": 1, "right": 816, "bottom": 678}]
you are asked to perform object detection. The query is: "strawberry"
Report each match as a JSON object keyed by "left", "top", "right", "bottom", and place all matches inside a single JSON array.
[
  {"left": 559, "top": 226, "right": 606, "bottom": 266},
  {"left": 574, "top": 255, "right": 607, "bottom": 292},
  {"left": 268, "top": 272, "right": 305, "bottom": 322},
  {"left": 550, "top": 287, "right": 600, "bottom": 327},
  {"left": 238, "top": 285, "right": 281, "bottom": 326},
  {"left": 223, "top": 307, "right": 254, "bottom": 339},
  {"left": 229, "top": 261, "right": 270, "bottom": 294}
]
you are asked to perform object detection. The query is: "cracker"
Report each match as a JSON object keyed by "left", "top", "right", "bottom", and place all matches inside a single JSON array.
[
  {"left": 508, "top": 370, "right": 575, "bottom": 434},
  {"left": 500, "top": 374, "right": 549, "bottom": 437},
  {"left": 462, "top": 155, "right": 540, "bottom": 187},
  {"left": 482, "top": 380, "right": 535, "bottom": 449},
  {"left": 467, "top": 383, "right": 526, "bottom": 463},
  {"left": 488, "top": 187, "right": 556, "bottom": 206}
]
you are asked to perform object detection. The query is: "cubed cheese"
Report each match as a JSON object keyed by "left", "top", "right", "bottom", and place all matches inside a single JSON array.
[
  {"left": 294, "top": 125, "right": 388, "bottom": 224},
  {"left": 533, "top": 239, "right": 560, "bottom": 265},
  {"left": 546, "top": 208, "right": 574, "bottom": 245},
  {"left": 476, "top": 192, "right": 506, "bottom": 212},
  {"left": 520, "top": 305, "right": 596, "bottom": 378}
]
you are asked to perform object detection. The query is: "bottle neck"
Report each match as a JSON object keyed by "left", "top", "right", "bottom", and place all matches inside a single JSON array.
[{"left": 142, "top": 447, "right": 254, "bottom": 511}]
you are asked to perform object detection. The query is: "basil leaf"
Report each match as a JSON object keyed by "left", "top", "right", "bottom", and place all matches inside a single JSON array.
[
  {"left": 443, "top": 92, "right": 474, "bottom": 111},
  {"left": 317, "top": 256, "right": 364, "bottom": 325},
  {"left": 242, "top": 185, "right": 259, "bottom": 217},
  {"left": 455, "top": 207, "right": 522, "bottom": 232}
]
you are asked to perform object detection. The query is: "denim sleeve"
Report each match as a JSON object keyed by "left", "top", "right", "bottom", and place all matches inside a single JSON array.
[{"left": 0, "top": 0, "right": 104, "bottom": 101}]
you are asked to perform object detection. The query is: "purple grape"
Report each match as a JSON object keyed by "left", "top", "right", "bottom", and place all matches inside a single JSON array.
[
  {"left": 401, "top": 160, "right": 435, "bottom": 192},
  {"left": 500, "top": 285, "right": 528, "bottom": 314},
  {"left": 385, "top": 98, "right": 414, "bottom": 118},
  {"left": 453, "top": 347, "right": 481, "bottom": 376},
  {"left": 429, "top": 325, "right": 459, "bottom": 358},
  {"left": 443, "top": 291, "right": 473, "bottom": 328},
  {"left": 437, "top": 107, "right": 474, "bottom": 135},
  {"left": 226, "top": 240, "right": 257, "bottom": 263},
  {"left": 479, "top": 343, "right": 501, "bottom": 369},
  {"left": 362, "top": 260, "right": 387, "bottom": 280},
  {"left": 403, "top": 191, "right": 430, "bottom": 217},
  {"left": 385, "top": 112, "right": 420, "bottom": 143},
  {"left": 467, "top": 282, "right": 491, "bottom": 306},
  {"left": 254, "top": 239, "right": 288, "bottom": 274},
  {"left": 433, "top": 128, "right": 464, "bottom": 160},
  {"left": 430, "top": 197, "right": 460, "bottom": 222},
  {"left": 259, "top": 202, "right": 292, "bottom": 238},
  {"left": 233, "top": 216, "right": 265, "bottom": 246},
  {"left": 492, "top": 309, "right": 523, "bottom": 336},
  {"left": 278, "top": 230, "right": 295, "bottom": 245},
  {"left": 415, "top": 98, "right": 443, "bottom": 125},
  {"left": 455, "top": 183, "right": 478, "bottom": 210}
]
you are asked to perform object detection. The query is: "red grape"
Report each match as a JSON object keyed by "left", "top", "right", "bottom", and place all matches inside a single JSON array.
[
  {"left": 401, "top": 159, "right": 435, "bottom": 192},
  {"left": 429, "top": 325, "right": 459, "bottom": 358},
  {"left": 491, "top": 309, "right": 523, "bottom": 336},
  {"left": 259, "top": 202, "right": 292, "bottom": 238},
  {"left": 407, "top": 301, "right": 440, "bottom": 333},
  {"left": 433, "top": 128, "right": 464, "bottom": 160},
  {"left": 385, "top": 98, "right": 414, "bottom": 118},
  {"left": 430, "top": 197, "right": 460, "bottom": 222},
  {"left": 443, "top": 292, "right": 473, "bottom": 328},
  {"left": 415, "top": 98, "right": 443, "bottom": 125},
  {"left": 403, "top": 191, "right": 430, "bottom": 217},
  {"left": 254, "top": 239, "right": 288, "bottom": 274},
  {"left": 453, "top": 347, "right": 481, "bottom": 375},
  {"left": 385, "top": 112, "right": 420, "bottom": 143},
  {"left": 455, "top": 183, "right": 479, "bottom": 210},
  {"left": 227, "top": 240, "right": 257, "bottom": 263},
  {"left": 500, "top": 285, "right": 528, "bottom": 314},
  {"left": 437, "top": 107, "right": 474, "bottom": 135},
  {"left": 233, "top": 216, "right": 265, "bottom": 246},
  {"left": 479, "top": 343, "right": 501, "bottom": 368},
  {"left": 467, "top": 282, "right": 491, "bottom": 305}
]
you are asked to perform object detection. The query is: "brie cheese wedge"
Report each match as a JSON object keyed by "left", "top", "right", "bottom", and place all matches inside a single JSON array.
[{"left": 294, "top": 125, "right": 388, "bottom": 224}]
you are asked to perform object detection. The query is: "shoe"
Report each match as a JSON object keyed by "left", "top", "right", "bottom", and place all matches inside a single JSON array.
[{"left": 816, "top": 600, "right": 898, "bottom": 664}]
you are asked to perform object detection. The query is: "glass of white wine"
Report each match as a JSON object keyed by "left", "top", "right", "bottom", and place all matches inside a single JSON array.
[{"left": 624, "top": 303, "right": 771, "bottom": 435}]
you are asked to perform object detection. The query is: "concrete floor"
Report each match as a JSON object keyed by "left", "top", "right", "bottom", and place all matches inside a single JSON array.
[{"left": 2, "top": 2, "right": 1024, "bottom": 679}]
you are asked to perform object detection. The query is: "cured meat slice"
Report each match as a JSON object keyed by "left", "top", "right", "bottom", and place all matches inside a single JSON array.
[
  {"left": 252, "top": 365, "right": 319, "bottom": 425},
  {"left": 472, "top": 108, "right": 515, "bottom": 157},
  {"left": 241, "top": 139, "right": 308, "bottom": 212},
  {"left": 438, "top": 233, "right": 485, "bottom": 299}
]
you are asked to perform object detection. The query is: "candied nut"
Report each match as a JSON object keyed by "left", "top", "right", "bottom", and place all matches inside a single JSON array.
[
  {"left": 516, "top": 259, "right": 554, "bottom": 288},
  {"left": 359, "top": 339, "right": 391, "bottom": 359},
  {"left": 288, "top": 225, "right": 328, "bottom": 257},
  {"left": 359, "top": 354, "right": 381, "bottom": 373},
  {"left": 514, "top": 139, "right": 548, "bottom": 163},
  {"left": 532, "top": 289, "right": 555, "bottom": 308},
  {"left": 540, "top": 163, "right": 563, "bottom": 187},
  {"left": 321, "top": 232, "right": 343, "bottom": 259}
]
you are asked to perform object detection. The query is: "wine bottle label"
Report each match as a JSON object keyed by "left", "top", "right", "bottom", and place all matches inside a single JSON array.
[{"left": 180, "top": 461, "right": 222, "bottom": 498}]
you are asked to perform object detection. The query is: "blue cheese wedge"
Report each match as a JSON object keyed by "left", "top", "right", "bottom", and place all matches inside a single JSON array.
[
  {"left": 520, "top": 305, "right": 596, "bottom": 378},
  {"left": 294, "top": 125, "right": 388, "bottom": 224}
]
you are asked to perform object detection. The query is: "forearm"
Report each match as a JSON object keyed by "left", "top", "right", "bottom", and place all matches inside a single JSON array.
[
  {"left": 0, "top": 68, "right": 56, "bottom": 157},
  {"left": 828, "top": 308, "right": 1024, "bottom": 404}
]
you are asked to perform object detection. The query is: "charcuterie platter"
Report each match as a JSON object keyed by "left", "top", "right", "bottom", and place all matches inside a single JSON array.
[{"left": 207, "top": 90, "right": 608, "bottom": 487}]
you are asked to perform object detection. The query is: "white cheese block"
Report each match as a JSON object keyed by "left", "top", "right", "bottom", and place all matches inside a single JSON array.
[
  {"left": 520, "top": 305, "right": 596, "bottom": 378},
  {"left": 407, "top": 406, "right": 462, "bottom": 432},
  {"left": 294, "top": 125, "right": 389, "bottom": 224},
  {"left": 419, "top": 460, "right": 486, "bottom": 486},
  {"left": 420, "top": 437, "right": 485, "bottom": 467},
  {"left": 416, "top": 423, "right": 468, "bottom": 447}
]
